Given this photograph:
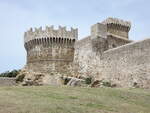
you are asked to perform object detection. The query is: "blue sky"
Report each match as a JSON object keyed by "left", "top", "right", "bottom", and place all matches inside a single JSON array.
[{"left": 0, "top": 0, "right": 150, "bottom": 73}]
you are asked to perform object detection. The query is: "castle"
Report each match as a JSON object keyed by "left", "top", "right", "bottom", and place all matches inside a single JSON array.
[{"left": 23, "top": 17, "right": 150, "bottom": 88}]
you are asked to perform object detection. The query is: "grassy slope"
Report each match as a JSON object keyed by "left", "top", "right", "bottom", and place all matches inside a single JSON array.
[{"left": 0, "top": 86, "right": 150, "bottom": 113}]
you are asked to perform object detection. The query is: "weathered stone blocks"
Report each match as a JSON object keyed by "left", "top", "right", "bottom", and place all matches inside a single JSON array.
[{"left": 23, "top": 17, "right": 150, "bottom": 88}]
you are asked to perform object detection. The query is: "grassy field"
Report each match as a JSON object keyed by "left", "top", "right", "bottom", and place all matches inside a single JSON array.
[{"left": 0, "top": 86, "right": 150, "bottom": 113}]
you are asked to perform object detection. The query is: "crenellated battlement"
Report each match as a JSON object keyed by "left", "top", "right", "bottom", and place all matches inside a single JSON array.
[
  {"left": 102, "top": 17, "right": 131, "bottom": 30},
  {"left": 24, "top": 25, "right": 78, "bottom": 43},
  {"left": 102, "top": 17, "right": 131, "bottom": 39},
  {"left": 22, "top": 17, "right": 150, "bottom": 88},
  {"left": 24, "top": 25, "right": 77, "bottom": 65}
]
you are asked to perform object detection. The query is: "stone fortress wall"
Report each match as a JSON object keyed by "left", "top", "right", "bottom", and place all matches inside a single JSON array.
[
  {"left": 24, "top": 17, "right": 150, "bottom": 88},
  {"left": 100, "top": 38, "right": 150, "bottom": 88},
  {"left": 74, "top": 17, "right": 150, "bottom": 88},
  {"left": 74, "top": 18, "right": 132, "bottom": 71},
  {"left": 24, "top": 26, "right": 77, "bottom": 74},
  {"left": 0, "top": 77, "right": 16, "bottom": 86}
]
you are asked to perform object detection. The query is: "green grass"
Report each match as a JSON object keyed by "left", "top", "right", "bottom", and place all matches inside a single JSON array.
[{"left": 0, "top": 86, "right": 150, "bottom": 113}]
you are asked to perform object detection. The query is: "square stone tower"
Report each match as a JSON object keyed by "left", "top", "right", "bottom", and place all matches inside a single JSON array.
[{"left": 91, "top": 23, "right": 107, "bottom": 39}]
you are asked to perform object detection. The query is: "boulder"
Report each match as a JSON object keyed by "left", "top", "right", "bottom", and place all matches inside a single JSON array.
[
  {"left": 67, "top": 77, "right": 85, "bottom": 87},
  {"left": 22, "top": 72, "right": 44, "bottom": 86}
]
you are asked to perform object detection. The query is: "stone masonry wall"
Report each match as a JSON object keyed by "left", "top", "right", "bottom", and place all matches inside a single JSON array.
[
  {"left": 107, "top": 35, "right": 131, "bottom": 49},
  {"left": 26, "top": 61, "right": 73, "bottom": 75},
  {"left": 74, "top": 37, "right": 92, "bottom": 75},
  {"left": 23, "top": 18, "right": 150, "bottom": 88},
  {"left": 74, "top": 36, "right": 101, "bottom": 78},
  {"left": 26, "top": 38, "right": 75, "bottom": 64},
  {"left": 99, "top": 38, "right": 150, "bottom": 88},
  {"left": 74, "top": 37, "right": 150, "bottom": 88},
  {"left": 25, "top": 38, "right": 75, "bottom": 75},
  {"left": 0, "top": 77, "right": 16, "bottom": 86},
  {"left": 24, "top": 26, "right": 77, "bottom": 75}
]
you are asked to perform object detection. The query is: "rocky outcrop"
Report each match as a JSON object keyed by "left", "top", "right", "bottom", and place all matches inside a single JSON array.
[
  {"left": 16, "top": 69, "right": 88, "bottom": 87},
  {"left": 60, "top": 76, "right": 86, "bottom": 86},
  {"left": 16, "top": 69, "right": 61, "bottom": 86}
]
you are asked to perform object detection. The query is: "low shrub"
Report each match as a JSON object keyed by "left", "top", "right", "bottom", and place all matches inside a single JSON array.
[
  {"left": 85, "top": 77, "right": 92, "bottom": 85},
  {"left": 64, "top": 78, "right": 70, "bottom": 85},
  {"left": 102, "top": 81, "right": 112, "bottom": 87}
]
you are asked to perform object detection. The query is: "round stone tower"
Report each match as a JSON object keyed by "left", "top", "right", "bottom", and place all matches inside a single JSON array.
[{"left": 24, "top": 26, "right": 78, "bottom": 74}]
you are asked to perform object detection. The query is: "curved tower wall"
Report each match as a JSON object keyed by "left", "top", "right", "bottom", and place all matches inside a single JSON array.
[{"left": 24, "top": 26, "right": 78, "bottom": 74}]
